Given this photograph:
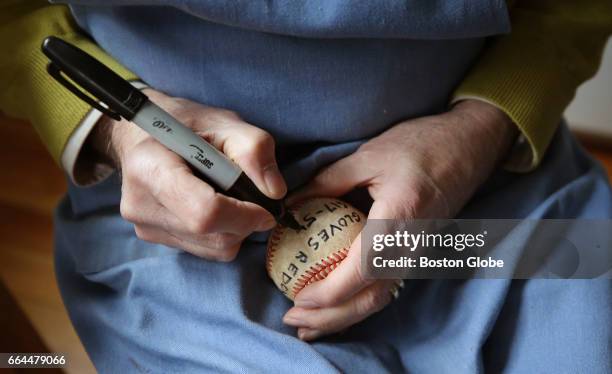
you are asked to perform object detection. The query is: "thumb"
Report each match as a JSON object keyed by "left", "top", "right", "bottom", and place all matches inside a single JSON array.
[
  {"left": 287, "top": 151, "right": 374, "bottom": 205},
  {"left": 293, "top": 233, "right": 375, "bottom": 308},
  {"left": 146, "top": 91, "right": 287, "bottom": 199}
]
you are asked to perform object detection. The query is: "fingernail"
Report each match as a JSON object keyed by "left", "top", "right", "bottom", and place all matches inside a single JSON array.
[
  {"left": 283, "top": 309, "right": 308, "bottom": 326},
  {"left": 294, "top": 298, "right": 318, "bottom": 309},
  {"left": 263, "top": 164, "right": 286, "bottom": 197},
  {"left": 258, "top": 216, "right": 277, "bottom": 231},
  {"left": 298, "top": 328, "right": 321, "bottom": 341},
  {"left": 282, "top": 315, "right": 304, "bottom": 326}
]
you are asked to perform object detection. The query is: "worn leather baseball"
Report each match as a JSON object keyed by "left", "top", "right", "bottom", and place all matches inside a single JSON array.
[{"left": 266, "top": 198, "right": 366, "bottom": 300}]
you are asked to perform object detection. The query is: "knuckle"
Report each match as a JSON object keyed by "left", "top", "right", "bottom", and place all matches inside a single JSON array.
[
  {"left": 356, "top": 288, "right": 388, "bottom": 316},
  {"left": 209, "top": 233, "right": 237, "bottom": 251},
  {"left": 121, "top": 153, "right": 139, "bottom": 176},
  {"left": 201, "top": 108, "right": 239, "bottom": 126},
  {"left": 355, "top": 142, "right": 380, "bottom": 160},
  {"left": 133, "top": 226, "right": 151, "bottom": 242},
  {"left": 207, "top": 237, "right": 240, "bottom": 262},
  {"left": 356, "top": 141, "right": 373, "bottom": 154},
  {"left": 397, "top": 192, "right": 426, "bottom": 218},
  {"left": 214, "top": 248, "right": 239, "bottom": 262},
  {"left": 123, "top": 147, "right": 150, "bottom": 172},
  {"left": 120, "top": 199, "right": 138, "bottom": 222},
  {"left": 220, "top": 109, "right": 240, "bottom": 119},
  {"left": 314, "top": 290, "right": 337, "bottom": 308},
  {"left": 246, "top": 130, "right": 274, "bottom": 155},
  {"left": 187, "top": 197, "right": 222, "bottom": 234},
  {"left": 310, "top": 318, "right": 334, "bottom": 333},
  {"left": 147, "top": 166, "right": 167, "bottom": 196},
  {"left": 169, "top": 98, "right": 197, "bottom": 116},
  {"left": 124, "top": 150, "right": 163, "bottom": 187},
  {"left": 181, "top": 116, "right": 198, "bottom": 131},
  {"left": 187, "top": 214, "right": 213, "bottom": 235}
]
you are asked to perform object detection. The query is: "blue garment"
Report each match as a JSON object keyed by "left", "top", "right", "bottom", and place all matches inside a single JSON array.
[
  {"left": 55, "top": 126, "right": 612, "bottom": 373},
  {"left": 52, "top": 1, "right": 611, "bottom": 372},
  {"left": 65, "top": 1, "right": 509, "bottom": 188}
]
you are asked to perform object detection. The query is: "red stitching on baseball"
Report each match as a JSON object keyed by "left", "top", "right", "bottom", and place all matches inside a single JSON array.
[
  {"left": 291, "top": 247, "right": 349, "bottom": 297},
  {"left": 266, "top": 226, "right": 285, "bottom": 273}
]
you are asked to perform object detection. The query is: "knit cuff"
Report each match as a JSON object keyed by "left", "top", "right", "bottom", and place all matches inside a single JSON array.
[{"left": 453, "top": 30, "right": 579, "bottom": 172}]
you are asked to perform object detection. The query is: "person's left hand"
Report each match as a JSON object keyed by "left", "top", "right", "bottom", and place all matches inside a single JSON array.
[{"left": 282, "top": 99, "right": 518, "bottom": 341}]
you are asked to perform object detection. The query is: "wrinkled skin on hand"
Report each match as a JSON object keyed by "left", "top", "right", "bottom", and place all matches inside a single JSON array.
[
  {"left": 90, "top": 88, "right": 288, "bottom": 261},
  {"left": 283, "top": 99, "right": 517, "bottom": 341}
]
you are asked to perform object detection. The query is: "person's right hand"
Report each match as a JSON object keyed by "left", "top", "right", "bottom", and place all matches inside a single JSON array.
[{"left": 89, "top": 88, "right": 287, "bottom": 261}]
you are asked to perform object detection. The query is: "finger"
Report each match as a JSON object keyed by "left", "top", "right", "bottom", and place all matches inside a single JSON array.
[
  {"left": 120, "top": 184, "right": 186, "bottom": 230},
  {"left": 121, "top": 189, "right": 256, "bottom": 254},
  {"left": 293, "top": 234, "right": 375, "bottom": 308},
  {"left": 125, "top": 200, "right": 245, "bottom": 249},
  {"left": 283, "top": 280, "right": 394, "bottom": 340},
  {"left": 133, "top": 224, "right": 243, "bottom": 261},
  {"left": 163, "top": 170, "right": 276, "bottom": 235},
  {"left": 195, "top": 116, "right": 287, "bottom": 199},
  {"left": 158, "top": 166, "right": 276, "bottom": 235},
  {"left": 366, "top": 198, "right": 402, "bottom": 220},
  {"left": 367, "top": 181, "right": 443, "bottom": 221},
  {"left": 129, "top": 140, "right": 277, "bottom": 235},
  {"left": 286, "top": 151, "right": 376, "bottom": 205}
]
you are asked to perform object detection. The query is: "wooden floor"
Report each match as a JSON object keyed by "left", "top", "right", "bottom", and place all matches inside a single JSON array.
[{"left": 0, "top": 114, "right": 611, "bottom": 374}]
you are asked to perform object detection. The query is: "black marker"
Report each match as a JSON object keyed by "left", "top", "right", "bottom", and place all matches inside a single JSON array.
[{"left": 42, "top": 36, "right": 302, "bottom": 230}]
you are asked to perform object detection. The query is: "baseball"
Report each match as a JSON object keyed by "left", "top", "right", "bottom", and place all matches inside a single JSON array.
[{"left": 266, "top": 198, "right": 366, "bottom": 300}]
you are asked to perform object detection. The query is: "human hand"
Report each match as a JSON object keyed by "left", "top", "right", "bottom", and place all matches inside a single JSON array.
[
  {"left": 282, "top": 99, "right": 517, "bottom": 340},
  {"left": 90, "top": 88, "right": 287, "bottom": 260}
]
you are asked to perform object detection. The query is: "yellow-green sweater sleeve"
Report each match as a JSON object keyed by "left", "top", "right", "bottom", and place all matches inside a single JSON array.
[
  {"left": 0, "top": 0, "right": 137, "bottom": 164},
  {"left": 454, "top": 0, "right": 612, "bottom": 172}
]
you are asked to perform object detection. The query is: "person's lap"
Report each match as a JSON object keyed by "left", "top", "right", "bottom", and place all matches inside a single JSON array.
[{"left": 54, "top": 124, "right": 612, "bottom": 373}]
